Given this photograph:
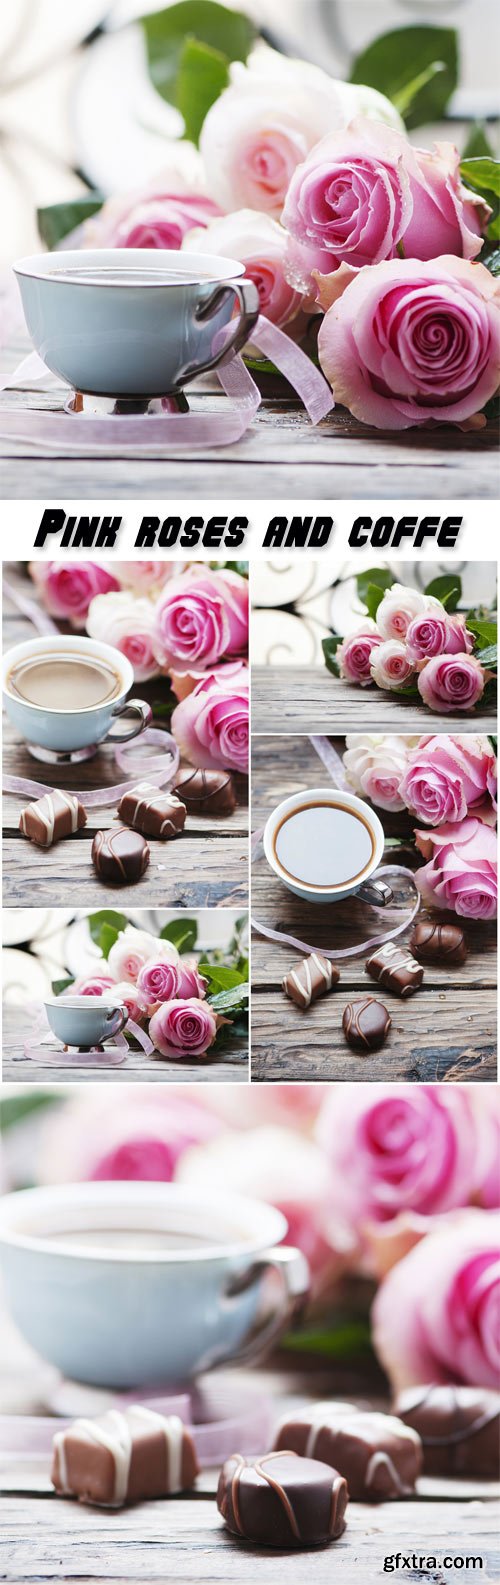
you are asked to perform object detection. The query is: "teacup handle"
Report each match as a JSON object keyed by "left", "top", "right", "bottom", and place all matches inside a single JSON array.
[
  {"left": 105, "top": 1005, "right": 128, "bottom": 1036},
  {"left": 357, "top": 878, "right": 393, "bottom": 907},
  {"left": 221, "top": 1245, "right": 310, "bottom": 1367},
  {"left": 107, "top": 699, "right": 153, "bottom": 743},
  {"left": 178, "top": 280, "right": 260, "bottom": 384}
]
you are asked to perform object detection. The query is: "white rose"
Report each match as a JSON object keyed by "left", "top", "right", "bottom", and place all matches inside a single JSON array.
[
  {"left": 370, "top": 641, "right": 416, "bottom": 691},
  {"left": 108, "top": 981, "right": 149, "bottom": 1022},
  {"left": 200, "top": 45, "right": 403, "bottom": 217},
  {"left": 376, "top": 584, "right": 445, "bottom": 642},
  {"left": 344, "top": 734, "right": 413, "bottom": 812},
  {"left": 183, "top": 208, "right": 303, "bottom": 327},
  {"left": 87, "top": 591, "right": 160, "bottom": 681},
  {"left": 107, "top": 926, "right": 167, "bottom": 984}
]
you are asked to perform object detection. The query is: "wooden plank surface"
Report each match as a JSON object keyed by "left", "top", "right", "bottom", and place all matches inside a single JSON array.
[
  {"left": 2, "top": 580, "right": 249, "bottom": 910},
  {"left": 252, "top": 665, "right": 498, "bottom": 735},
  {"left": 1, "top": 335, "right": 499, "bottom": 499},
  {"left": 251, "top": 736, "right": 497, "bottom": 1084},
  {"left": 1, "top": 1007, "right": 248, "bottom": 1084},
  {"left": 0, "top": 1309, "right": 498, "bottom": 1585}
]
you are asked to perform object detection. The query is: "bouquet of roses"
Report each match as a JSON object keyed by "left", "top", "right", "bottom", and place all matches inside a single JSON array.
[
  {"left": 29, "top": 559, "right": 249, "bottom": 773},
  {"left": 37, "top": 3, "right": 500, "bottom": 431},
  {"left": 54, "top": 914, "right": 248, "bottom": 1061},
  {"left": 323, "top": 570, "right": 497, "bottom": 716},
  {"left": 344, "top": 732, "right": 497, "bottom": 920}
]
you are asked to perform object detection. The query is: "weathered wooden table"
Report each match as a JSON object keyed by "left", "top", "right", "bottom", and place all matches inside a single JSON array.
[
  {"left": 2, "top": 578, "right": 249, "bottom": 911},
  {"left": 252, "top": 665, "right": 498, "bottom": 735},
  {"left": 1, "top": 1307, "right": 498, "bottom": 1584},
  {"left": 1, "top": 332, "right": 499, "bottom": 498},
  {"left": 1, "top": 1006, "right": 247, "bottom": 1084},
  {"left": 251, "top": 736, "right": 497, "bottom": 1084}
]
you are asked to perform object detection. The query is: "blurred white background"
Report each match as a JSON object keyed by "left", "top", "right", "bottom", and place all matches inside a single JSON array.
[{"left": 1, "top": 0, "right": 498, "bottom": 262}]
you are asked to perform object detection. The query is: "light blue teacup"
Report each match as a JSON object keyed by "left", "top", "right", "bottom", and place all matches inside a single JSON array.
[
  {"left": 2, "top": 634, "right": 152, "bottom": 761},
  {"left": 44, "top": 995, "right": 129, "bottom": 1048},
  {"left": 0, "top": 1183, "right": 309, "bottom": 1387},
  {"left": 13, "top": 248, "right": 260, "bottom": 397}
]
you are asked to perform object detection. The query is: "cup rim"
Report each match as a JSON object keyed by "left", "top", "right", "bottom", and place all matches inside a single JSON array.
[
  {"left": 44, "top": 996, "right": 127, "bottom": 1010},
  {"left": 13, "top": 248, "right": 247, "bottom": 288},
  {"left": 2, "top": 634, "right": 133, "bottom": 715},
  {"left": 263, "top": 786, "right": 385, "bottom": 896},
  {"left": 0, "top": 1182, "right": 287, "bottom": 1264}
]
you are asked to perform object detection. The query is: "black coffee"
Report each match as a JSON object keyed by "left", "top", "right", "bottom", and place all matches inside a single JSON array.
[{"left": 274, "top": 801, "right": 375, "bottom": 888}]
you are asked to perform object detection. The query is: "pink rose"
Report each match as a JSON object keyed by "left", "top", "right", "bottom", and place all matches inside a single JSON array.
[
  {"left": 400, "top": 735, "right": 497, "bottom": 826},
  {"left": 418, "top": 653, "right": 486, "bottom": 713},
  {"left": 200, "top": 51, "right": 403, "bottom": 218},
  {"left": 316, "top": 1085, "right": 482, "bottom": 1266},
  {"left": 137, "top": 957, "right": 182, "bottom": 1008},
  {"left": 113, "top": 562, "right": 185, "bottom": 592},
  {"left": 29, "top": 561, "right": 119, "bottom": 627},
  {"left": 283, "top": 122, "right": 486, "bottom": 285},
  {"left": 337, "top": 624, "right": 382, "bottom": 686},
  {"left": 153, "top": 568, "right": 248, "bottom": 670},
  {"left": 67, "top": 975, "right": 115, "bottom": 997},
  {"left": 86, "top": 188, "right": 221, "bottom": 251},
  {"left": 415, "top": 818, "right": 497, "bottom": 920},
  {"left": 87, "top": 592, "right": 159, "bottom": 681},
  {"left": 169, "top": 660, "right": 248, "bottom": 701},
  {"left": 370, "top": 640, "right": 415, "bottom": 691},
  {"left": 107, "top": 926, "right": 170, "bottom": 984},
  {"left": 317, "top": 256, "right": 500, "bottom": 430},
  {"left": 149, "top": 999, "right": 217, "bottom": 1059},
  {"left": 372, "top": 1210, "right": 500, "bottom": 1390},
  {"left": 343, "top": 733, "right": 413, "bottom": 812},
  {"left": 38, "top": 1091, "right": 221, "bottom": 1184},
  {"left": 184, "top": 209, "right": 302, "bottom": 328},
  {"left": 108, "top": 981, "right": 148, "bottom": 1024},
  {"left": 406, "top": 611, "right": 474, "bottom": 663},
  {"left": 171, "top": 667, "right": 249, "bottom": 773},
  {"left": 376, "top": 584, "right": 438, "bottom": 642},
  {"left": 176, "top": 959, "right": 207, "bottom": 1000}
]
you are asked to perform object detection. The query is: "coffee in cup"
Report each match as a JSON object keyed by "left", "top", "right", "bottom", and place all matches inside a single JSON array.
[
  {"left": 7, "top": 652, "right": 122, "bottom": 711},
  {"left": 273, "top": 800, "right": 376, "bottom": 891},
  {"left": 2, "top": 635, "right": 152, "bottom": 760}
]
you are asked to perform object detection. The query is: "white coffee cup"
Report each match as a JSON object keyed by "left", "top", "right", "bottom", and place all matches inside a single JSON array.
[
  {"left": 2, "top": 634, "right": 152, "bottom": 757},
  {"left": 44, "top": 995, "right": 129, "bottom": 1048},
  {"left": 0, "top": 1182, "right": 309, "bottom": 1386},
  {"left": 13, "top": 249, "right": 260, "bottom": 398},
  {"left": 263, "top": 786, "right": 391, "bottom": 906}
]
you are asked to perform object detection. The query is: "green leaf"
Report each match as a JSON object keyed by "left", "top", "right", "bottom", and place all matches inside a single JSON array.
[
  {"left": 349, "top": 25, "right": 458, "bottom": 129},
  {"left": 462, "top": 123, "right": 494, "bottom": 161},
  {"left": 482, "top": 244, "right": 500, "bottom": 277},
  {"left": 198, "top": 963, "right": 246, "bottom": 992},
  {"left": 281, "top": 1319, "right": 372, "bottom": 1358},
  {"left": 51, "top": 977, "right": 74, "bottom": 996},
  {"left": 460, "top": 157, "right": 500, "bottom": 198},
  {"left": 476, "top": 643, "right": 498, "bottom": 668},
  {"left": 88, "top": 912, "right": 128, "bottom": 944},
  {"left": 466, "top": 618, "right": 497, "bottom": 647},
  {"left": 141, "top": 1, "right": 256, "bottom": 113},
  {"left": 208, "top": 983, "right": 249, "bottom": 1015},
  {"left": 322, "top": 635, "right": 342, "bottom": 678},
  {"left": 393, "top": 680, "right": 420, "bottom": 698},
  {"left": 424, "top": 573, "right": 461, "bottom": 611},
  {"left": 160, "top": 918, "right": 197, "bottom": 953},
  {"left": 364, "top": 583, "right": 386, "bottom": 622},
  {"left": 176, "top": 36, "right": 229, "bottom": 145},
  {"left": 356, "top": 567, "right": 393, "bottom": 606},
  {"left": 37, "top": 196, "right": 103, "bottom": 249},
  {"left": 0, "top": 1092, "right": 63, "bottom": 1132},
  {"left": 99, "top": 924, "right": 120, "bottom": 961}
]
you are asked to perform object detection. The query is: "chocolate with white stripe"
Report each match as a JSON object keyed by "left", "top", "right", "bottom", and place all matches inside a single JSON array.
[
  {"left": 51, "top": 1406, "right": 198, "bottom": 1507},
  {"left": 274, "top": 1403, "right": 422, "bottom": 1502},
  {"left": 282, "top": 953, "right": 340, "bottom": 1009},
  {"left": 366, "top": 941, "right": 424, "bottom": 998},
  {"left": 92, "top": 826, "right": 150, "bottom": 885},
  {"left": 19, "top": 788, "right": 87, "bottom": 848},
  {"left": 117, "top": 782, "right": 186, "bottom": 839},
  {"left": 217, "top": 1451, "right": 348, "bottom": 1547}
]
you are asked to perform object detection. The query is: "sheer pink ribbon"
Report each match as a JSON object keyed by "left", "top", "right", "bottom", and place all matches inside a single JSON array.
[
  {"left": 0, "top": 1392, "right": 273, "bottom": 1467},
  {"left": 251, "top": 734, "right": 421, "bottom": 961},
  {"left": 3, "top": 728, "right": 180, "bottom": 809},
  {"left": 0, "top": 314, "right": 332, "bottom": 450}
]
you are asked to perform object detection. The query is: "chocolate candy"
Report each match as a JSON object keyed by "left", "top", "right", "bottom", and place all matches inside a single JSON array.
[
  {"left": 274, "top": 1403, "right": 422, "bottom": 1502},
  {"left": 410, "top": 920, "right": 467, "bottom": 966},
  {"left": 51, "top": 1407, "right": 198, "bottom": 1508},
  {"left": 217, "top": 1452, "right": 348, "bottom": 1548},
  {"left": 92, "top": 826, "right": 149, "bottom": 886},
  {"left": 282, "top": 953, "right": 340, "bottom": 1010},
  {"left": 394, "top": 1386, "right": 500, "bottom": 1479},
  {"left": 343, "top": 997, "right": 391, "bottom": 1052},
  {"left": 174, "top": 766, "right": 236, "bottom": 816},
  {"left": 117, "top": 782, "right": 186, "bottom": 840},
  {"left": 366, "top": 941, "right": 424, "bottom": 998},
  {"left": 19, "top": 789, "right": 87, "bottom": 849}
]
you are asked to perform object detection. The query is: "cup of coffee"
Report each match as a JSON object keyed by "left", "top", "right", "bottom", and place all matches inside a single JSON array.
[
  {"left": 263, "top": 787, "right": 392, "bottom": 907},
  {"left": 0, "top": 1182, "right": 309, "bottom": 1386},
  {"left": 44, "top": 995, "right": 129, "bottom": 1049},
  {"left": 2, "top": 634, "right": 152, "bottom": 760},
  {"left": 13, "top": 248, "right": 260, "bottom": 398}
]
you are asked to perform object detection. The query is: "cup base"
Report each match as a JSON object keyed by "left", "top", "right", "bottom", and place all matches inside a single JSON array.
[
  {"left": 65, "top": 391, "right": 190, "bottom": 417},
  {"left": 26, "top": 741, "right": 100, "bottom": 764}
]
